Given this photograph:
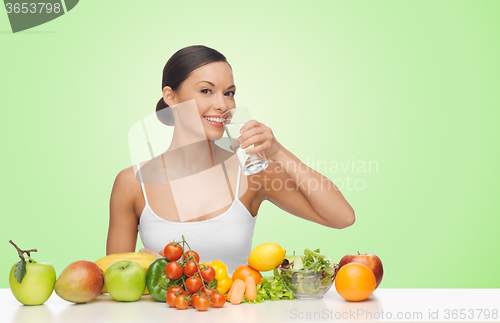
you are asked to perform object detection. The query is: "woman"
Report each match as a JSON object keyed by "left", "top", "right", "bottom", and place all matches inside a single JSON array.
[{"left": 107, "top": 45, "right": 355, "bottom": 273}]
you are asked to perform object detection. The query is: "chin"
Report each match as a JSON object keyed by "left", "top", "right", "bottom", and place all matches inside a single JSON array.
[
  {"left": 204, "top": 128, "right": 224, "bottom": 141},
  {"left": 206, "top": 133, "right": 224, "bottom": 141}
]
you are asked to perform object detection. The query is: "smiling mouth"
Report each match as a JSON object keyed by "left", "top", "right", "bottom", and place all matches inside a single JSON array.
[{"left": 203, "top": 116, "right": 225, "bottom": 124}]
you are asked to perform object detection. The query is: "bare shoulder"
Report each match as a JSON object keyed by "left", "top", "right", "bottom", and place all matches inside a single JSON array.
[
  {"left": 112, "top": 165, "right": 143, "bottom": 204},
  {"left": 108, "top": 165, "right": 143, "bottom": 253},
  {"left": 114, "top": 166, "right": 139, "bottom": 189}
]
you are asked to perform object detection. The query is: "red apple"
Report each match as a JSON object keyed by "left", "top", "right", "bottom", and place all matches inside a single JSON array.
[
  {"left": 338, "top": 252, "right": 383, "bottom": 288},
  {"left": 54, "top": 260, "right": 104, "bottom": 303}
]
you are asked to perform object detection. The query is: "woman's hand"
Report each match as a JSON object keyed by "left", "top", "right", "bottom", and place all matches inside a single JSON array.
[
  {"left": 139, "top": 248, "right": 164, "bottom": 258},
  {"left": 238, "top": 120, "right": 282, "bottom": 160}
]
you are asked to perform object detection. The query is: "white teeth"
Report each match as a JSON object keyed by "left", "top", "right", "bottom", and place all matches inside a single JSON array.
[{"left": 204, "top": 117, "right": 223, "bottom": 123}]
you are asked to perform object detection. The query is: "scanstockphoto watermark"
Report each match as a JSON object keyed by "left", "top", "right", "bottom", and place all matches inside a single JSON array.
[
  {"left": 289, "top": 308, "right": 499, "bottom": 321},
  {"left": 249, "top": 156, "right": 379, "bottom": 194},
  {"left": 290, "top": 308, "right": 424, "bottom": 321}
]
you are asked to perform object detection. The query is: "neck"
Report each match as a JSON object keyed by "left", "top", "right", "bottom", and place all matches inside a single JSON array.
[{"left": 165, "top": 137, "right": 217, "bottom": 173}]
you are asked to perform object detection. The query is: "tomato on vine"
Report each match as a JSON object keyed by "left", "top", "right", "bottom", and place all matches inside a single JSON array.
[
  {"left": 209, "top": 292, "right": 226, "bottom": 308},
  {"left": 183, "top": 260, "right": 198, "bottom": 277},
  {"left": 164, "top": 242, "right": 183, "bottom": 261},
  {"left": 200, "top": 265, "right": 215, "bottom": 282},
  {"left": 166, "top": 292, "right": 177, "bottom": 308},
  {"left": 165, "top": 261, "right": 183, "bottom": 279},
  {"left": 174, "top": 294, "right": 190, "bottom": 310},
  {"left": 167, "top": 286, "right": 184, "bottom": 295},
  {"left": 183, "top": 250, "right": 200, "bottom": 263},
  {"left": 194, "top": 297, "right": 210, "bottom": 311},
  {"left": 185, "top": 277, "right": 203, "bottom": 294},
  {"left": 202, "top": 287, "right": 216, "bottom": 296},
  {"left": 168, "top": 235, "right": 226, "bottom": 311},
  {"left": 190, "top": 291, "right": 207, "bottom": 305}
]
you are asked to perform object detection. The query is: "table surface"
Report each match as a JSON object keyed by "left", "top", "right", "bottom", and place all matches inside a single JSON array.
[{"left": 2, "top": 288, "right": 499, "bottom": 323}]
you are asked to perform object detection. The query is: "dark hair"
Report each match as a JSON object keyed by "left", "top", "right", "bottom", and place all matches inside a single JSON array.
[{"left": 156, "top": 45, "right": 229, "bottom": 125}]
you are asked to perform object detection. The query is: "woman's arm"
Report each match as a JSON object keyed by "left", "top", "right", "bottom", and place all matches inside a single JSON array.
[
  {"left": 138, "top": 248, "right": 163, "bottom": 258},
  {"left": 107, "top": 167, "right": 141, "bottom": 254},
  {"left": 239, "top": 121, "right": 355, "bottom": 229},
  {"left": 262, "top": 145, "right": 355, "bottom": 228}
]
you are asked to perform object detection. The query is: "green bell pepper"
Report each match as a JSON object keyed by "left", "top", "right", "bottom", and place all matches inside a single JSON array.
[{"left": 146, "top": 258, "right": 183, "bottom": 302}]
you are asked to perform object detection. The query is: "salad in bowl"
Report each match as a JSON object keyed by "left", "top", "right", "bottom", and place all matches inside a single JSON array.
[{"left": 279, "top": 248, "right": 339, "bottom": 299}]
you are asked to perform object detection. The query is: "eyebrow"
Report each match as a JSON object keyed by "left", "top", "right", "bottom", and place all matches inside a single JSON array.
[{"left": 196, "top": 81, "right": 236, "bottom": 90}]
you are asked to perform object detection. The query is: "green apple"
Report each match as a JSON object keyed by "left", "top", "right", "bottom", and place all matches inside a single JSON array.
[
  {"left": 104, "top": 260, "right": 146, "bottom": 302},
  {"left": 9, "top": 262, "right": 56, "bottom": 305}
]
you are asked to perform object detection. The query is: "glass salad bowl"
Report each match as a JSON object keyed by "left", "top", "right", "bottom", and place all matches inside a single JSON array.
[{"left": 279, "top": 264, "right": 339, "bottom": 299}]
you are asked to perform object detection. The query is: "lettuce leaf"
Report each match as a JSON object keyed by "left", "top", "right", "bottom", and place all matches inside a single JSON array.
[
  {"left": 303, "top": 248, "right": 332, "bottom": 272},
  {"left": 283, "top": 255, "right": 304, "bottom": 270},
  {"left": 242, "top": 271, "right": 295, "bottom": 303}
]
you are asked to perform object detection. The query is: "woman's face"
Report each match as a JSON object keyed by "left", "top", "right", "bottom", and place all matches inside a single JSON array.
[{"left": 164, "top": 61, "right": 236, "bottom": 140}]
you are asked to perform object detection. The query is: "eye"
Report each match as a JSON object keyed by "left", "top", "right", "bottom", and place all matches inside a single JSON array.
[
  {"left": 201, "top": 88, "right": 212, "bottom": 94},
  {"left": 225, "top": 91, "right": 235, "bottom": 97}
]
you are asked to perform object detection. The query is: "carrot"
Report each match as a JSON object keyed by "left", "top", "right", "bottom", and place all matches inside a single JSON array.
[
  {"left": 228, "top": 279, "right": 246, "bottom": 305},
  {"left": 244, "top": 276, "right": 257, "bottom": 301},
  {"left": 226, "top": 282, "right": 234, "bottom": 302}
]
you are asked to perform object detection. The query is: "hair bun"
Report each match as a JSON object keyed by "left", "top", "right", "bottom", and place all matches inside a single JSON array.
[
  {"left": 156, "top": 97, "right": 166, "bottom": 113},
  {"left": 156, "top": 98, "right": 174, "bottom": 126}
]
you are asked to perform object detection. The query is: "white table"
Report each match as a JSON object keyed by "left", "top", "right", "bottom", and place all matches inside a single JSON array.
[{"left": 2, "top": 289, "right": 499, "bottom": 323}]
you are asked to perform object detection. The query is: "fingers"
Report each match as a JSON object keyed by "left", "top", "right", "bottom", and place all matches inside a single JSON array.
[
  {"left": 237, "top": 119, "right": 277, "bottom": 157},
  {"left": 238, "top": 126, "right": 265, "bottom": 144},
  {"left": 240, "top": 127, "right": 274, "bottom": 149},
  {"left": 238, "top": 120, "right": 269, "bottom": 143},
  {"left": 246, "top": 140, "right": 273, "bottom": 156},
  {"left": 239, "top": 119, "right": 262, "bottom": 134},
  {"left": 139, "top": 248, "right": 163, "bottom": 258},
  {"left": 240, "top": 133, "right": 267, "bottom": 149}
]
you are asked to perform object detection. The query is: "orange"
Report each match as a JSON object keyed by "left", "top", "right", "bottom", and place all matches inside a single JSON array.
[
  {"left": 335, "top": 263, "right": 376, "bottom": 302},
  {"left": 232, "top": 265, "right": 262, "bottom": 286}
]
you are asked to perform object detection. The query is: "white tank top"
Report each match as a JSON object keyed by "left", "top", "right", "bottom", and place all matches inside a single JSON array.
[{"left": 136, "top": 163, "right": 257, "bottom": 274}]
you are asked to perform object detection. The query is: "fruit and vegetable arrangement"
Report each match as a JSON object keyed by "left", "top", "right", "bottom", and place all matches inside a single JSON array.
[{"left": 8, "top": 237, "right": 384, "bottom": 310}]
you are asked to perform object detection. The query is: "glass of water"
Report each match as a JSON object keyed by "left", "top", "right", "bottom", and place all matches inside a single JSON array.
[{"left": 222, "top": 107, "right": 269, "bottom": 175}]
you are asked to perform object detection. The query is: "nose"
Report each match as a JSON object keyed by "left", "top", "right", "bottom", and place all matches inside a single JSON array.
[{"left": 213, "top": 93, "right": 228, "bottom": 113}]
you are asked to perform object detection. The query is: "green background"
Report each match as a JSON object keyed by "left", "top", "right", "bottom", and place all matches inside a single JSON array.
[{"left": 1, "top": 0, "right": 499, "bottom": 289}]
